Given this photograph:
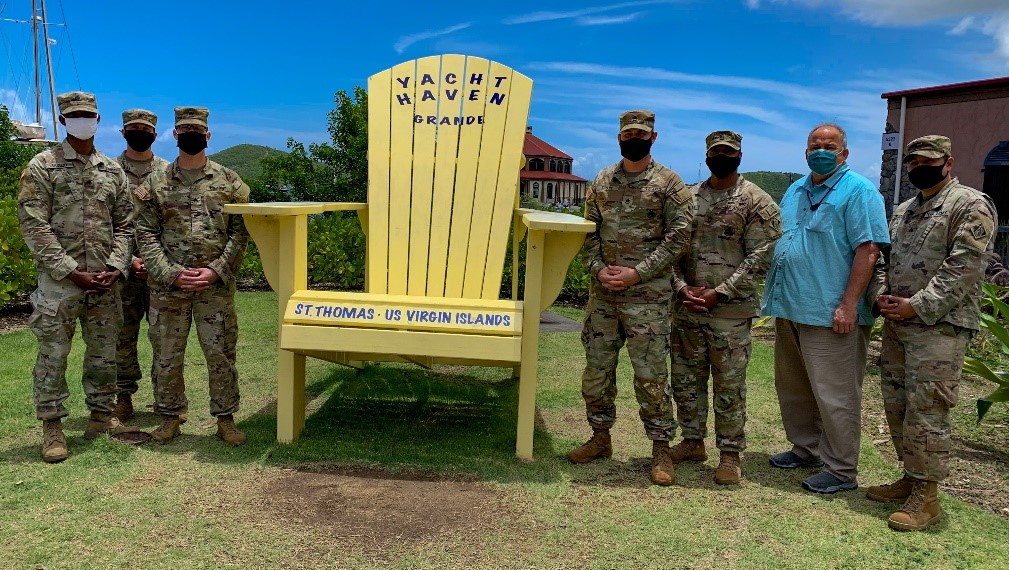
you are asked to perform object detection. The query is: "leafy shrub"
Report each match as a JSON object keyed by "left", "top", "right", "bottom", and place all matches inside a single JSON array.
[
  {"left": 0, "top": 197, "right": 37, "bottom": 303},
  {"left": 963, "top": 282, "right": 1009, "bottom": 422},
  {"left": 307, "top": 212, "right": 366, "bottom": 289}
]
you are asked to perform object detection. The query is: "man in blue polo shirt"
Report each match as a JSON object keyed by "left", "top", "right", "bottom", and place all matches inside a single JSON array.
[{"left": 762, "top": 122, "right": 889, "bottom": 494}]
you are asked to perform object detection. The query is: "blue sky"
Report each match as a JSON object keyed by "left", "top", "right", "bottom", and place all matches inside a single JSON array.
[{"left": 2, "top": 0, "right": 1008, "bottom": 184}]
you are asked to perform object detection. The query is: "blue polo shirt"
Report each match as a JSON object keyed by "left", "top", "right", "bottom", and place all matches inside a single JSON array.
[{"left": 761, "top": 165, "right": 889, "bottom": 327}]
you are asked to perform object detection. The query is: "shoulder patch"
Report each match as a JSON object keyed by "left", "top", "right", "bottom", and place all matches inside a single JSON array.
[
  {"left": 971, "top": 223, "right": 988, "bottom": 241},
  {"left": 232, "top": 178, "right": 244, "bottom": 191}
]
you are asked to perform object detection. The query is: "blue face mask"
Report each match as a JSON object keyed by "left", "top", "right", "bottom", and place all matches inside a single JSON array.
[{"left": 807, "top": 149, "right": 840, "bottom": 176}]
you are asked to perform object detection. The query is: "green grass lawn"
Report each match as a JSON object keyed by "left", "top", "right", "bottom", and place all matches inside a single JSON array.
[{"left": 1, "top": 292, "right": 1007, "bottom": 569}]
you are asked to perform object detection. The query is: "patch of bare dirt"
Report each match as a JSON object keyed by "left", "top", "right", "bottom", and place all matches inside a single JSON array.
[
  {"left": 860, "top": 342, "right": 1009, "bottom": 520},
  {"left": 0, "top": 295, "right": 31, "bottom": 334},
  {"left": 262, "top": 464, "right": 509, "bottom": 554}
]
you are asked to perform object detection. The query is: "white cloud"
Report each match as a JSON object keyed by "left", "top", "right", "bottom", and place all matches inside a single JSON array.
[
  {"left": 525, "top": 61, "right": 895, "bottom": 181},
  {"left": 750, "top": 0, "right": 1009, "bottom": 66},
  {"left": 393, "top": 22, "right": 471, "bottom": 54},
  {"left": 948, "top": 16, "right": 975, "bottom": 35},
  {"left": 577, "top": 12, "right": 644, "bottom": 26},
  {"left": 503, "top": 0, "right": 674, "bottom": 25}
]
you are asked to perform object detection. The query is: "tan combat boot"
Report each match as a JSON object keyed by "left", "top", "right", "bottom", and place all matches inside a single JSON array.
[
  {"left": 41, "top": 419, "right": 68, "bottom": 463},
  {"left": 83, "top": 412, "right": 134, "bottom": 440},
  {"left": 866, "top": 474, "right": 915, "bottom": 502},
  {"left": 151, "top": 415, "right": 183, "bottom": 444},
  {"left": 650, "top": 441, "right": 675, "bottom": 486},
  {"left": 888, "top": 480, "right": 941, "bottom": 531},
  {"left": 114, "top": 393, "right": 134, "bottom": 422},
  {"left": 566, "top": 429, "right": 612, "bottom": 463},
  {"left": 714, "top": 451, "right": 742, "bottom": 485},
  {"left": 216, "top": 415, "right": 247, "bottom": 446},
  {"left": 668, "top": 438, "right": 707, "bottom": 463}
]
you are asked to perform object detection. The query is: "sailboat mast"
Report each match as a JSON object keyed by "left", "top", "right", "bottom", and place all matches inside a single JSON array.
[
  {"left": 31, "top": 0, "right": 42, "bottom": 124},
  {"left": 39, "top": 0, "right": 59, "bottom": 140}
]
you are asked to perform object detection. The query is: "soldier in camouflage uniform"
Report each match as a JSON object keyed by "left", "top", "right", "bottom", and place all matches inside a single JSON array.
[
  {"left": 669, "top": 131, "right": 781, "bottom": 485},
  {"left": 866, "top": 135, "right": 996, "bottom": 531},
  {"left": 114, "top": 109, "right": 170, "bottom": 421},
  {"left": 568, "top": 110, "right": 694, "bottom": 486},
  {"left": 17, "top": 91, "right": 139, "bottom": 463},
  {"left": 134, "top": 106, "right": 251, "bottom": 446}
]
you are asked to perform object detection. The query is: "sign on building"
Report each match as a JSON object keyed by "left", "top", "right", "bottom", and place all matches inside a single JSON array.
[{"left": 881, "top": 132, "right": 900, "bottom": 150}]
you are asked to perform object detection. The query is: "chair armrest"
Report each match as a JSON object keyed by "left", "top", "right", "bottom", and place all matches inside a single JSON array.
[
  {"left": 516, "top": 209, "right": 594, "bottom": 311},
  {"left": 224, "top": 202, "right": 367, "bottom": 216},
  {"left": 518, "top": 209, "right": 594, "bottom": 233}
]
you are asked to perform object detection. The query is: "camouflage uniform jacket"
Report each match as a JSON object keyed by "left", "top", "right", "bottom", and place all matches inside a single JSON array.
[
  {"left": 869, "top": 178, "right": 996, "bottom": 329},
  {"left": 117, "top": 153, "right": 169, "bottom": 259},
  {"left": 583, "top": 159, "right": 694, "bottom": 303},
  {"left": 17, "top": 140, "right": 133, "bottom": 298},
  {"left": 673, "top": 176, "right": 782, "bottom": 319},
  {"left": 134, "top": 159, "right": 251, "bottom": 293}
]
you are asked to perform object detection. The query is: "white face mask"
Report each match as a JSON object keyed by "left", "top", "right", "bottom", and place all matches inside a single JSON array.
[{"left": 63, "top": 117, "right": 99, "bottom": 139}]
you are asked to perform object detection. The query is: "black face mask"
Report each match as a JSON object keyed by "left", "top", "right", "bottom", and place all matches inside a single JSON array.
[
  {"left": 619, "top": 137, "right": 652, "bottom": 162},
  {"left": 907, "top": 162, "right": 947, "bottom": 190},
  {"left": 706, "top": 154, "right": 741, "bottom": 179},
  {"left": 124, "top": 130, "right": 156, "bottom": 152},
  {"left": 177, "top": 131, "right": 208, "bottom": 155}
]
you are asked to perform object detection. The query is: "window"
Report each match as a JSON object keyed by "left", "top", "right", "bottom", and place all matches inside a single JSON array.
[
  {"left": 564, "top": 162, "right": 571, "bottom": 174},
  {"left": 546, "top": 183, "right": 554, "bottom": 200},
  {"left": 532, "top": 182, "right": 540, "bottom": 199},
  {"left": 550, "top": 160, "right": 557, "bottom": 172},
  {"left": 529, "top": 158, "right": 544, "bottom": 171}
]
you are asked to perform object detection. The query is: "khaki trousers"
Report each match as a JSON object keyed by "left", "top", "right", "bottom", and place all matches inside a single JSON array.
[{"left": 774, "top": 318, "right": 870, "bottom": 482}]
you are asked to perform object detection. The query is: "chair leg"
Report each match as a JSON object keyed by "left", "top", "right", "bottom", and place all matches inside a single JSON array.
[{"left": 277, "top": 350, "right": 306, "bottom": 443}]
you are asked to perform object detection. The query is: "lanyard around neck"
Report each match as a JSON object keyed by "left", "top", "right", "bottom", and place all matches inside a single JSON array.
[{"left": 806, "top": 172, "right": 844, "bottom": 211}]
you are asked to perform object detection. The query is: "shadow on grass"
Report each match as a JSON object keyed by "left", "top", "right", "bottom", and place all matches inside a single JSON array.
[
  {"left": 109, "top": 363, "right": 595, "bottom": 485},
  {"left": 743, "top": 450, "right": 899, "bottom": 521}
]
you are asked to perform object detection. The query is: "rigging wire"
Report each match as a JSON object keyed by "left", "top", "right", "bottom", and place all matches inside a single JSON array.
[{"left": 56, "top": 0, "right": 79, "bottom": 88}]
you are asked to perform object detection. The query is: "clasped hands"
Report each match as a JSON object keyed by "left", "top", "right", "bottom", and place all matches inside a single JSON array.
[
  {"left": 877, "top": 294, "right": 916, "bottom": 321},
  {"left": 679, "top": 285, "right": 718, "bottom": 313},
  {"left": 68, "top": 266, "right": 122, "bottom": 294},
  {"left": 597, "top": 265, "right": 641, "bottom": 292},
  {"left": 173, "top": 267, "right": 220, "bottom": 292}
]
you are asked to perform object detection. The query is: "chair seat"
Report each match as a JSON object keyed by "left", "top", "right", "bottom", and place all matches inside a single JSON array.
[{"left": 283, "top": 290, "right": 524, "bottom": 336}]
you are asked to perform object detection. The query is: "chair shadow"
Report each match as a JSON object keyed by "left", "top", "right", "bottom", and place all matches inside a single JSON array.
[{"left": 112, "top": 362, "right": 597, "bottom": 485}]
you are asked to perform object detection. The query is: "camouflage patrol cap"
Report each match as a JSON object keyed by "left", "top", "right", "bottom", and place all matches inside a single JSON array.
[
  {"left": 903, "top": 135, "right": 951, "bottom": 162},
  {"left": 57, "top": 91, "right": 97, "bottom": 115},
  {"left": 705, "top": 130, "right": 742, "bottom": 151},
  {"left": 122, "top": 108, "right": 158, "bottom": 129},
  {"left": 175, "top": 106, "right": 209, "bottom": 128},
  {"left": 619, "top": 110, "right": 655, "bottom": 133}
]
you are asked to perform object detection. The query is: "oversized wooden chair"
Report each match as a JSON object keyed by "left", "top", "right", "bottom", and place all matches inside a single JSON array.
[{"left": 225, "top": 54, "right": 593, "bottom": 460}]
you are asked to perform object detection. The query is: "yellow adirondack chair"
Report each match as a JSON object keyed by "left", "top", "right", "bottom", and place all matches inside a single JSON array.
[{"left": 225, "top": 54, "right": 593, "bottom": 460}]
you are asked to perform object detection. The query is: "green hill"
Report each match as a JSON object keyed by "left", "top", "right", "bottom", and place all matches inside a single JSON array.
[
  {"left": 741, "top": 171, "right": 804, "bottom": 202},
  {"left": 209, "top": 144, "right": 284, "bottom": 181}
]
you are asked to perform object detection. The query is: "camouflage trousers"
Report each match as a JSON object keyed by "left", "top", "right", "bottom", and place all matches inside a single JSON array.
[
  {"left": 149, "top": 287, "right": 240, "bottom": 417},
  {"left": 670, "top": 314, "right": 751, "bottom": 452},
  {"left": 116, "top": 276, "right": 150, "bottom": 395},
  {"left": 29, "top": 287, "right": 121, "bottom": 420},
  {"left": 880, "top": 320, "right": 970, "bottom": 482},
  {"left": 581, "top": 298, "right": 674, "bottom": 441}
]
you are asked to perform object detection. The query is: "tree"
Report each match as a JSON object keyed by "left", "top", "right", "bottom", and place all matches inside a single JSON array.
[
  {"left": 0, "top": 106, "right": 42, "bottom": 304},
  {"left": 255, "top": 87, "right": 368, "bottom": 203}
]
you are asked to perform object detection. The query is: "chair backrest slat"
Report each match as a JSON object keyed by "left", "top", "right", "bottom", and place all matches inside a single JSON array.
[{"left": 367, "top": 54, "right": 532, "bottom": 299}]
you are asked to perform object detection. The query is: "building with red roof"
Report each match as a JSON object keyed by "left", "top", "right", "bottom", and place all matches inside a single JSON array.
[{"left": 520, "top": 126, "right": 588, "bottom": 205}]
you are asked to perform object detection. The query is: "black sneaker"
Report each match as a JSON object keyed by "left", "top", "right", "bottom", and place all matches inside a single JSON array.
[
  {"left": 802, "top": 471, "right": 858, "bottom": 494},
  {"left": 769, "top": 450, "right": 823, "bottom": 469}
]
